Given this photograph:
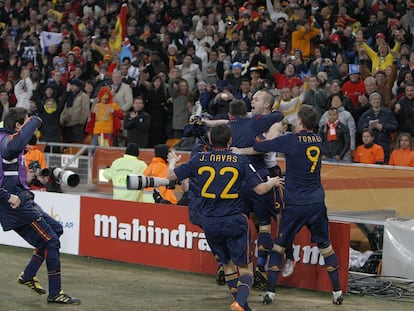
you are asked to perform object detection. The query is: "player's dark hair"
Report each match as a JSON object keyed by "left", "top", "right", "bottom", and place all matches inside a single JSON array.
[
  {"left": 298, "top": 105, "right": 319, "bottom": 131},
  {"left": 210, "top": 124, "right": 231, "bottom": 148},
  {"left": 229, "top": 100, "right": 247, "bottom": 117},
  {"left": 3, "top": 107, "right": 27, "bottom": 130}
]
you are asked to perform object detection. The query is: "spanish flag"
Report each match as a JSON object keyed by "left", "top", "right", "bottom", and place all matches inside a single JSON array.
[{"left": 109, "top": 3, "right": 127, "bottom": 51}]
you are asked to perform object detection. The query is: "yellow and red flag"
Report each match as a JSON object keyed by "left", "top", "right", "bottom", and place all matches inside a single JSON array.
[{"left": 109, "top": 3, "right": 127, "bottom": 51}]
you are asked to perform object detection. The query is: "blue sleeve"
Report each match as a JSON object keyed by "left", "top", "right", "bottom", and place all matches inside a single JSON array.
[
  {"left": 254, "top": 134, "right": 291, "bottom": 154},
  {"left": 1, "top": 116, "right": 42, "bottom": 160},
  {"left": 251, "top": 111, "right": 284, "bottom": 136},
  {"left": 241, "top": 156, "right": 263, "bottom": 189},
  {"left": 0, "top": 188, "right": 10, "bottom": 202}
]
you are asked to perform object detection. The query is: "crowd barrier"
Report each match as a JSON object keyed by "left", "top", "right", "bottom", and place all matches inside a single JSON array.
[
  {"left": 89, "top": 148, "right": 414, "bottom": 218},
  {"left": 0, "top": 191, "right": 349, "bottom": 293}
]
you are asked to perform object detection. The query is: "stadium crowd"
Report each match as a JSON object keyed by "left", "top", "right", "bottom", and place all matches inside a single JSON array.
[{"left": 0, "top": 0, "right": 414, "bottom": 166}]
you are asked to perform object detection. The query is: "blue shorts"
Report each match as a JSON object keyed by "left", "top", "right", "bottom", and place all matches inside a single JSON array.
[
  {"left": 244, "top": 187, "right": 282, "bottom": 225},
  {"left": 202, "top": 214, "right": 252, "bottom": 266},
  {"left": 276, "top": 202, "right": 330, "bottom": 248},
  {"left": 15, "top": 205, "right": 63, "bottom": 251}
]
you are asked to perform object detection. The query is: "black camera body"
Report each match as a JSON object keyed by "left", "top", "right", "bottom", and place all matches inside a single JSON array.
[
  {"left": 28, "top": 161, "right": 80, "bottom": 188},
  {"left": 28, "top": 161, "right": 50, "bottom": 177}
]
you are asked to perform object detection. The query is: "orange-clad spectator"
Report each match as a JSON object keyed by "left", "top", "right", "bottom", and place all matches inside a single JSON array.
[
  {"left": 144, "top": 144, "right": 177, "bottom": 204},
  {"left": 353, "top": 129, "right": 384, "bottom": 164},
  {"left": 388, "top": 133, "right": 414, "bottom": 167},
  {"left": 86, "top": 86, "right": 125, "bottom": 146},
  {"left": 290, "top": 22, "right": 320, "bottom": 60},
  {"left": 25, "top": 136, "right": 47, "bottom": 171}
]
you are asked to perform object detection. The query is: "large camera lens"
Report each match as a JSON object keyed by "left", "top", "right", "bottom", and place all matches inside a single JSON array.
[
  {"left": 127, "top": 175, "right": 171, "bottom": 190},
  {"left": 52, "top": 168, "right": 80, "bottom": 187}
]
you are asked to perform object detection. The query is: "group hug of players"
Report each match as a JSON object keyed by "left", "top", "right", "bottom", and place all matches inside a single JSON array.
[{"left": 166, "top": 91, "right": 343, "bottom": 311}]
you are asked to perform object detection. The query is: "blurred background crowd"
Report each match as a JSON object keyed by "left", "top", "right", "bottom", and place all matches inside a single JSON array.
[{"left": 1, "top": 0, "right": 414, "bottom": 166}]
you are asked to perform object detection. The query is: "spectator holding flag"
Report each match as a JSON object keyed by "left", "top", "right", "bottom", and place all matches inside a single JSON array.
[
  {"left": 108, "top": 3, "right": 127, "bottom": 52},
  {"left": 39, "top": 31, "right": 62, "bottom": 55}
]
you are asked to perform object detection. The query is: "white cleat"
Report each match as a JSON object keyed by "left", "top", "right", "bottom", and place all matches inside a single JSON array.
[
  {"left": 332, "top": 290, "right": 344, "bottom": 305},
  {"left": 282, "top": 259, "right": 296, "bottom": 277},
  {"left": 262, "top": 291, "right": 275, "bottom": 305}
]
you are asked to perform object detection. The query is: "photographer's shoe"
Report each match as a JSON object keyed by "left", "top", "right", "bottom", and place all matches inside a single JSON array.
[
  {"left": 47, "top": 290, "right": 81, "bottom": 304},
  {"left": 17, "top": 272, "right": 46, "bottom": 295}
]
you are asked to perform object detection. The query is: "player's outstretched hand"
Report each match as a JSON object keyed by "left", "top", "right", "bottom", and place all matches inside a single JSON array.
[{"left": 167, "top": 150, "right": 181, "bottom": 165}]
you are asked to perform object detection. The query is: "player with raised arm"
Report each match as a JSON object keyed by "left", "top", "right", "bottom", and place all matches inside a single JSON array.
[
  {"left": 0, "top": 108, "right": 80, "bottom": 304},
  {"left": 167, "top": 124, "right": 284, "bottom": 311},
  {"left": 253, "top": 105, "right": 343, "bottom": 305}
]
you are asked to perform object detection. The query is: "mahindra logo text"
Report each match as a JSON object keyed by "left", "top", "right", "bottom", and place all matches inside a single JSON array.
[
  {"left": 94, "top": 214, "right": 211, "bottom": 251},
  {"left": 292, "top": 244, "right": 325, "bottom": 266}
]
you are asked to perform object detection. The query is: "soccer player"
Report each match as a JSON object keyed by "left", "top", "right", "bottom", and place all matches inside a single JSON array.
[
  {"left": 0, "top": 108, "right": 80, "bottom": 304},
  {"left": 205, "top": 91, "right": 293, "bottom": 289},
  {"left": 253, "top": 105, "right": 343, "bottom": 305},
  {"left": 167, "top": 124, "right": 284, "bottom": 311},
  {"left": 227, "top": 98, "right": 287, "bottom": 288}
]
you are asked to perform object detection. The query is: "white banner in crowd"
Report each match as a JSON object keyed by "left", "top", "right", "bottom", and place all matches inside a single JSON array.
[
  {"left": 382, "top": 218, "right": 414, "bottom": 281},
  {"left": 0, "top": 192, "right": 80, "bottom": 255}
]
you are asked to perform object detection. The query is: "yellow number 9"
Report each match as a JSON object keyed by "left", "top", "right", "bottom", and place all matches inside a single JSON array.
[{"left": 306, "top": 146, "right": 320, "bottom": 173}]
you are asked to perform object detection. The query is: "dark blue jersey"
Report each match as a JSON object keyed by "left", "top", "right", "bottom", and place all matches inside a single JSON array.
[
  {"left": 174, "top": 149, "right": 262, "bottom": 217},
  {"left": 0, "top": 116, "right": 43, "bottom": 231},
  {"left": 229, "top": 116, "right": 268, "bottom": 178},
  {"left": 254, "top": 131, "right": 325, "bottom": 205}
]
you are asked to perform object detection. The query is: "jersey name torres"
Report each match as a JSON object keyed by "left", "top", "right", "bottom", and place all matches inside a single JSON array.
[{"left": 254, "top": 131, "right": 325, "bottom": 205}]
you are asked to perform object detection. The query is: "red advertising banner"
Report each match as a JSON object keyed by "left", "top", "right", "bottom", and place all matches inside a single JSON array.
[
  {"left": 278, "top": 222, "right": 350, "bottom": 293},
  {"left": 79, "top": 197, "right": 349, "bottom": 292},
  {"left": 79, "top": 197, "right": 217, "bottom": 274}
]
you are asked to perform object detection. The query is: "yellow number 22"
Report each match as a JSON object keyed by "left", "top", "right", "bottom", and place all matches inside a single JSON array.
[{"left": 198, "top": 166, "right": 239, "bottom": 199}]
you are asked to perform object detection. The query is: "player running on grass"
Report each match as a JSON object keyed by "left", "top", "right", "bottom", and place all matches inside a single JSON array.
[{"left": 0, "top": 108, "right": 80, "bottom": 304}]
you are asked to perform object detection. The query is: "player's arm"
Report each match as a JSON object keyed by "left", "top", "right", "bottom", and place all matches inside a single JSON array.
[
  {"left": 265, "top": 121, "right": 283, "bottom": 140},
  {"left": 3, "top": 116, "right": 42, "bottom": 159},
  {"left": 231, "top": 120, "right": 283, "bottom": 154},
  {"left": 0, "top": 188, "right": 20, "bottom": 209},
  {"left": 230, "top": 146, "right": 259, "bottom": 155},
  {"left": 202, "top": 118, "right": 228, "bottom": 127}
]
